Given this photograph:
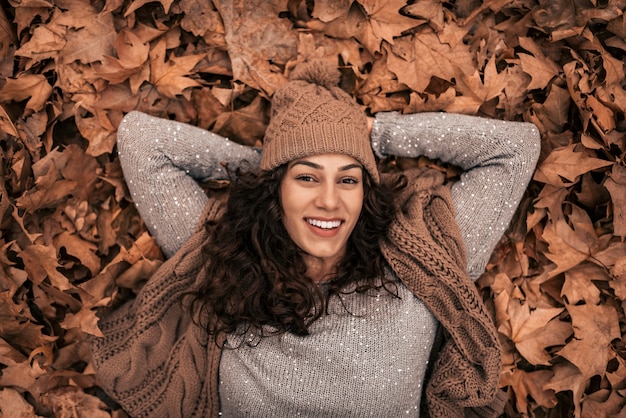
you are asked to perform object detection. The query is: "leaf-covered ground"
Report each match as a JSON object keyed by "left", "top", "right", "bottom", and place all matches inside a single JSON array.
[{"left": 1, "top": 0, "right": 625, "bottom": 416}]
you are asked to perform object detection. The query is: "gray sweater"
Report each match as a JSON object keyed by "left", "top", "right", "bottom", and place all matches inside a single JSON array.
[{"left": 116, "top": 111, "right": 540, "bottom": 416}]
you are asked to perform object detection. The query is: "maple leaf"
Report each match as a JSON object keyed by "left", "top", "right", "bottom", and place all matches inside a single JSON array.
[
  {"left": 544, "top": 362, "right": 588, "bottom": 417},
  {"left": 215, "top": 0, "right": 295, "bottom": 95},
  {"left": 312, "top": 0, "right": 352, "bottom": 22},
  {"left": 534, "top": 143, "right": 613, "bottom": 187},
  {"left": 0, "top": 105, "right": 19, "bottom": 137},
  {"left": 500, "top": 369, "right": 558, "bottom": 413},
  {"left": 52, "top": 0, "right": 117, "bottom": 65},
  {"left": 604, "top": 164, "right": 626, "bottom": 238},
  {"left": 308, "top": 0, "right": 422, "bottom": 55},
  {"left": 149, "top": 38, "right": 204, "bottom": 100},
  {"left": 213, "top": 95, "right": 268, "bottom": 146},
  {"left": 356, "top": 0, "right": 422, "bottom": 51},
  {"left": 517, "top": 37, "right": 560, "bottom": 90},
  {"left": 581, "top": 389, "right": 626, "bottom": 417},
  {"left": 530, "top": 83, "right": 570, "bottom": 133},
  {"left": 14, "top": 24, "right": 66, "bottom": 68},
  {"left": 125, "top": 0, "right": 175, "bottom": 16},
  {"left": 445, "top": 55, "right": 508, "bottom": 114},
  {"left": 96, "top": 28, "right": 150, "bottom": 94},
  {"left": 558, "top": 302, "right": 620, "bottom": 379},
  {"left": 403, "top": 0, "right": 444, "bottom": 31},
  {"left": 386, "top": 25, "right": 474, "bottom": 93},
  {"left": 0, "top": 74, "right": 52, "bottom": 112}
]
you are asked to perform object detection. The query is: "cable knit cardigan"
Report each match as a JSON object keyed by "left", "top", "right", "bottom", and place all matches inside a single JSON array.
[{"left": 90, "top": 166, "right": 506, "bottom": 417}]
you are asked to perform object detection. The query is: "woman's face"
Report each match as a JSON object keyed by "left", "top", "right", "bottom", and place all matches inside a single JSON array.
[{"left": 280, "top": 153, "right": 364, "bottom": 276}]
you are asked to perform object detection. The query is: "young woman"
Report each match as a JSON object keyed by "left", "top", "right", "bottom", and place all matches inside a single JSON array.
[{"left": 89, "top": 61, "right": 540, "bottom": 417}]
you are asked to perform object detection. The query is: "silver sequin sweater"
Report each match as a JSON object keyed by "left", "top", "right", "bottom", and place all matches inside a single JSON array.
[{"left": 116, "top": 111, "right": 540, "bottom": 416}]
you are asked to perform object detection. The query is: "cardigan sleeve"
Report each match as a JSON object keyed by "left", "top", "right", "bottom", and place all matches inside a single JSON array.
[
  {"left": 371, "top": 112, "right": 541, "bottom": 280},
  {"left": 89, "top": 200, "right": 224, "bottom": 417},
  {"left": 117, "top": 111, "right": 261, "bottom": 258}
]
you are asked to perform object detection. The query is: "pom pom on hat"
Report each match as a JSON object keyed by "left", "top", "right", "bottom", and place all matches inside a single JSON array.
[
  {"left": 261, "top": 60, "right": 379, "bottom": 183},
  {"left": 289, "top": 59, "right": 341, "bottom": 89}
]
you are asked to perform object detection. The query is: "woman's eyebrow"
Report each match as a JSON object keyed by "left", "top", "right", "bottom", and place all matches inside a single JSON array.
[{"left": 289, "top": 161, "right": 363, "bottom": 171}]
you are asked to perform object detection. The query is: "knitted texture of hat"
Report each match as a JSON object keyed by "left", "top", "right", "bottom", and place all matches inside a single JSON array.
[{"left": 261, "top": 61, "right": 379, "bottom": 183}]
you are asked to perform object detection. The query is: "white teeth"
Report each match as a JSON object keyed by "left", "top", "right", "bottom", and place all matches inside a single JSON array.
[{"left": 307, "top": 219, "right": 341, "bottom": 229}]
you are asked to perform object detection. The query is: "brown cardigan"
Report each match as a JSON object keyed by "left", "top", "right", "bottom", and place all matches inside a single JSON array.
[{"left": 89, "top": 168, "right": 505, "bottom": 417}]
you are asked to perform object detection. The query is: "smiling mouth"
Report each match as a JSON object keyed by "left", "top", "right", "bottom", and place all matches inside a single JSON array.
[{"left": 306, "top": 218, "right": 342, "bottom": 229}]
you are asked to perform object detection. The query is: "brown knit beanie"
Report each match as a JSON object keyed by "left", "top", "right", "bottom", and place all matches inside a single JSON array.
[{"left": 261, "top": 60, "right": 379, "bottom": 184}]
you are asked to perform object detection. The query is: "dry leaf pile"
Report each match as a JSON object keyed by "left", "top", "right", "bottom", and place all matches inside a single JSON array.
[{"left": 1, "top": 0, "right": 625, "bottom": 416}]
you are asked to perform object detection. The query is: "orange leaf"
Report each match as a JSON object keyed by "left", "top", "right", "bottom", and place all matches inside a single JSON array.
[
  {"left": 517, "top": 37, "right": 560, "bottom": 90},
  {"left": 0, "top": 74, "right": 52, "bottom": 112},
  {"left": 149, "top": 37, "right": 204, "bottom": 99},
  {"left": 387, "top": 26, "right": 473, "bottom": 93},
  {"left": 604, "top": 164, "right": 626, "bottom": 238},
  {"left": 534, "top": 144, "right": 612, "bottom": 187},
  {"left": 558, "top": 303, "right": 620, "bottom": 379}
]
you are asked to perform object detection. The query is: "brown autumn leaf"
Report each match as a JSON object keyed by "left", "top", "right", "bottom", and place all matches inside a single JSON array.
[
  {"left": 386, "top": 25, "right": 473, "bottom": 93},
  {"left": 517, "top": 37, "right": 560, "bottom": 91},
  {"left": 544, "top": 361, "right": 588, "bottom": 417},
  {"left": 178, "top": 0, "right": 225, "bottom": 39},
  {"left": 0, "top": 74, "right": 52, "bottom": 113},
  {"left": 534, "top": 143, "right": 613, "bottom": 187},
  {"left": 14, "top": 24, "right": 65, "bottom": 68},
  {"left": 514, "top": 313, "right": 572, "bottom": 366},
  {"left": 149, "top": 37, "right": 204, "bottom": 100},
  {"left": 403, "top": 0, "right": 444, "bottom": 31},
  {"left": 604, "top": 164, "right": 626, "bottom": 238},
  {"left": 500, "top": 369, "right": 558, "bottom": 412},
  {"left": 124, "top": 0, "right": 175, "bottom": 16},
  {"left": 215, "top": 0, "right": 295, "bottom": 95},
  {"left": 40, "top": 386, "right": 109, "bottom": 418},
  {"left": 581, "top": 389, "right": 626, "bottom": 418},
  {"left": 561, "top": 262, "right": 608, "bottom": 305},
  {"left": 0, "top": 387, "right": 39, "bottom": 418},
  {"left": 54, "top": 2, "right": 116, "bottom": 65},
  {"left": 309, "top": 0, "right": 422, "bottom": 55},
  {"left": 0, "top": 105, "right": 19, "bottom": 137},
  {"left": 312, "top": 0, "right": 352, "bottom": 22},
  {"left": 96, "top": 28, "right": 150, "bottom": 94},
  {"left": 445, "top": 55, "right": 508, "bottom": 114},
  {"left": 354, "top": 0, "right": 423, "bottom": 52},
  {"left": 213, "top": 95, "right": 268, "bottom": 146},
  {"left": 2, "top": 1, "right": 626, "bottom": 416},
  {"left": 558, "top": 302, "right": 621, "bottom": 379}
]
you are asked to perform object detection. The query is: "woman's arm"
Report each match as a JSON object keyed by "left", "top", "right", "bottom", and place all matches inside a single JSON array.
[
  {"left": 371, "top": 112, "right": 541, "bottom": 280},
  {"left": 117, "top": 111, "right": 261, "bottom": 257}
]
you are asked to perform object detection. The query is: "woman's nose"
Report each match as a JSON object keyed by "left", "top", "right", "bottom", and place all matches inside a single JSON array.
[{"left": 315, "top": 182, "right": 340, "bottom": 210}]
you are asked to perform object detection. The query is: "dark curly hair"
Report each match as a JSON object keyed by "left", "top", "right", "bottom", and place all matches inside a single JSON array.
[{"left": 186, "top": 165, "right": 404, "bottom": 343}]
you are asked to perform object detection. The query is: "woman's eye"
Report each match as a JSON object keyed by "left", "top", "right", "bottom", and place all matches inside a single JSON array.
[
  {"left": 296, "top": 175, "right": 315, "bottom": 182},
  {"left": 340, "top": 177, "right": 359, "bottom": 185}
]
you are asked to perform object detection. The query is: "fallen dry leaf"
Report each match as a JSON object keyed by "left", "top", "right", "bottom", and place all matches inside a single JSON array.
[{"left": 2, "top": 1, "right": 626, "bottom": 416}]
